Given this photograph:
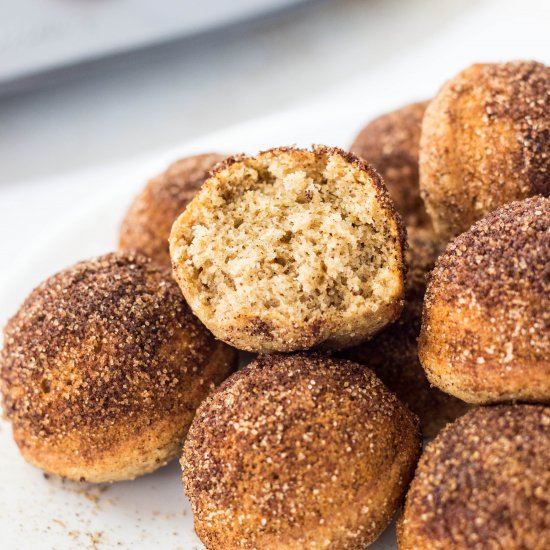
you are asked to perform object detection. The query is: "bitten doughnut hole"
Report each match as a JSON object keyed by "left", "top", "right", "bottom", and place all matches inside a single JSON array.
[{"left": 170, "top": 146, "right": 405, "bottom": 352}]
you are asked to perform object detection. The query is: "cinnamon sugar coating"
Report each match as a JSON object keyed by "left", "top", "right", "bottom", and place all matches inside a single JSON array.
[
  {"left": 182, "top": 354, "right": 421, "bottom": 549},
  {"left": 119, "top": 153, "right": 225, "bottom": 267},
  {"left": 419, "top": 196, "right": 550, "bottom": 403},
  {"left": 0, "top": 252, "right": 236, "bottom": 482},
  {"left": 398, "top": 405, "right": 550, "bottom": 550},
  {"left": 420, "top": 61, "right": 550, "bottom": 242},
  {"left": 351, "top": 101, "right": 431, "bottom": 228}
]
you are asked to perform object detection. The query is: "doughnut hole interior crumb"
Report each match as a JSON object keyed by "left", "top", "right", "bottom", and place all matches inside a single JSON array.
[{"left": 170, "top": 147, "right": 405, "bottom": 352}]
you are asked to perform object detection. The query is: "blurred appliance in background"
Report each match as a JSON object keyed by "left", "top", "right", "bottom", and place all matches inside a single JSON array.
[{"left": 0, "top": 0, "right": 308, "bottom": 89}]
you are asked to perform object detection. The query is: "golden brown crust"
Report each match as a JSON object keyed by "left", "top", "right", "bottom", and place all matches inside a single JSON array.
[
  {"left": 419, "top": 196, "right": 550, "bottom": 403},
  {"left": 342, "top": 226, "right": 470, "bottom": 437},
  {"left": 119, "top": 153, "right": 225, "bottom": 267},
  {"left": 0, "top": 252, "right": 237, "bottom": 482},
  {"left": 398, "top": 405, "right": 550, "bottom": 550},
  {"left": 351, "top": 101, "right": 431, "bottom": 228},
  {"left": 420, "top": 61, "right": 550, "bottom": 242},
  {"left": 170, "top": 145, "right": 406, "bottom": 353},
  {"left": 182, "top": 353, "right": 421, "bottom": 550}
]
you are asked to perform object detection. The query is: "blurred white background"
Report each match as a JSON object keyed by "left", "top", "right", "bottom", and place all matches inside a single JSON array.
[
  {"left": 1, "top": 0, "right": 486, "bottom": 184},
  {"left": 0, "top": 0, "right": 309, "bottom": 84}
]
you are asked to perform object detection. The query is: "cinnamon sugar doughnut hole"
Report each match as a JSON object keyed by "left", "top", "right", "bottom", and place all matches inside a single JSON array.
[
  {"left": 398, "top": 405, "right": 550, "bottom": 550},
  {"left": 420, "top": 61, "right": 550, "bottom": 242},
  {"left": 170, "top": 146, "right": 406, "bottom": 353},
  {"left": 350, "top": 101, "right": 431, "bottom": 228},
  {"left": 0, "top": 252, "right": 237, "bottom": 483},
  {"left": 182, "top": 354, "right": 421, "bottom": 550},
  {"left": 419, "top": 197, "right": 550, "bottom": 403}
]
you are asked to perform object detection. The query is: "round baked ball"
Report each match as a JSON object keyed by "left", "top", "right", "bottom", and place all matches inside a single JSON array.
[
  {"left": 119, "top": 153, "right": 225, "bottom": 267},
  {"left": 398, "top": 405, "right": 550, "bottom": 550},
  {"left": 419, "top": 196, "right": 550, "bottom": 404},
  {"left": 182, "top": 354, "right": 421, "bottom": 550},
  {"left": 0, "top": 252, "right": 237, "bottom": 483},
  {"left": 420, "top": 60, "right": 550, "bottom": 242},
  {"left": 350, "top": 101, "right": 431, "bottom": 228},
  {"left": 342, "top": 226, "right": 470, "bottom": 437},
  {"left": 170, "top": 146, "right": 406, "bottom": 353}
]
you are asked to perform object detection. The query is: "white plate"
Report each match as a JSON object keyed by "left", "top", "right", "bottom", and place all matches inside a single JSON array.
[{"left": 1, "top": 2, "right": 549, "bottom": 548}]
